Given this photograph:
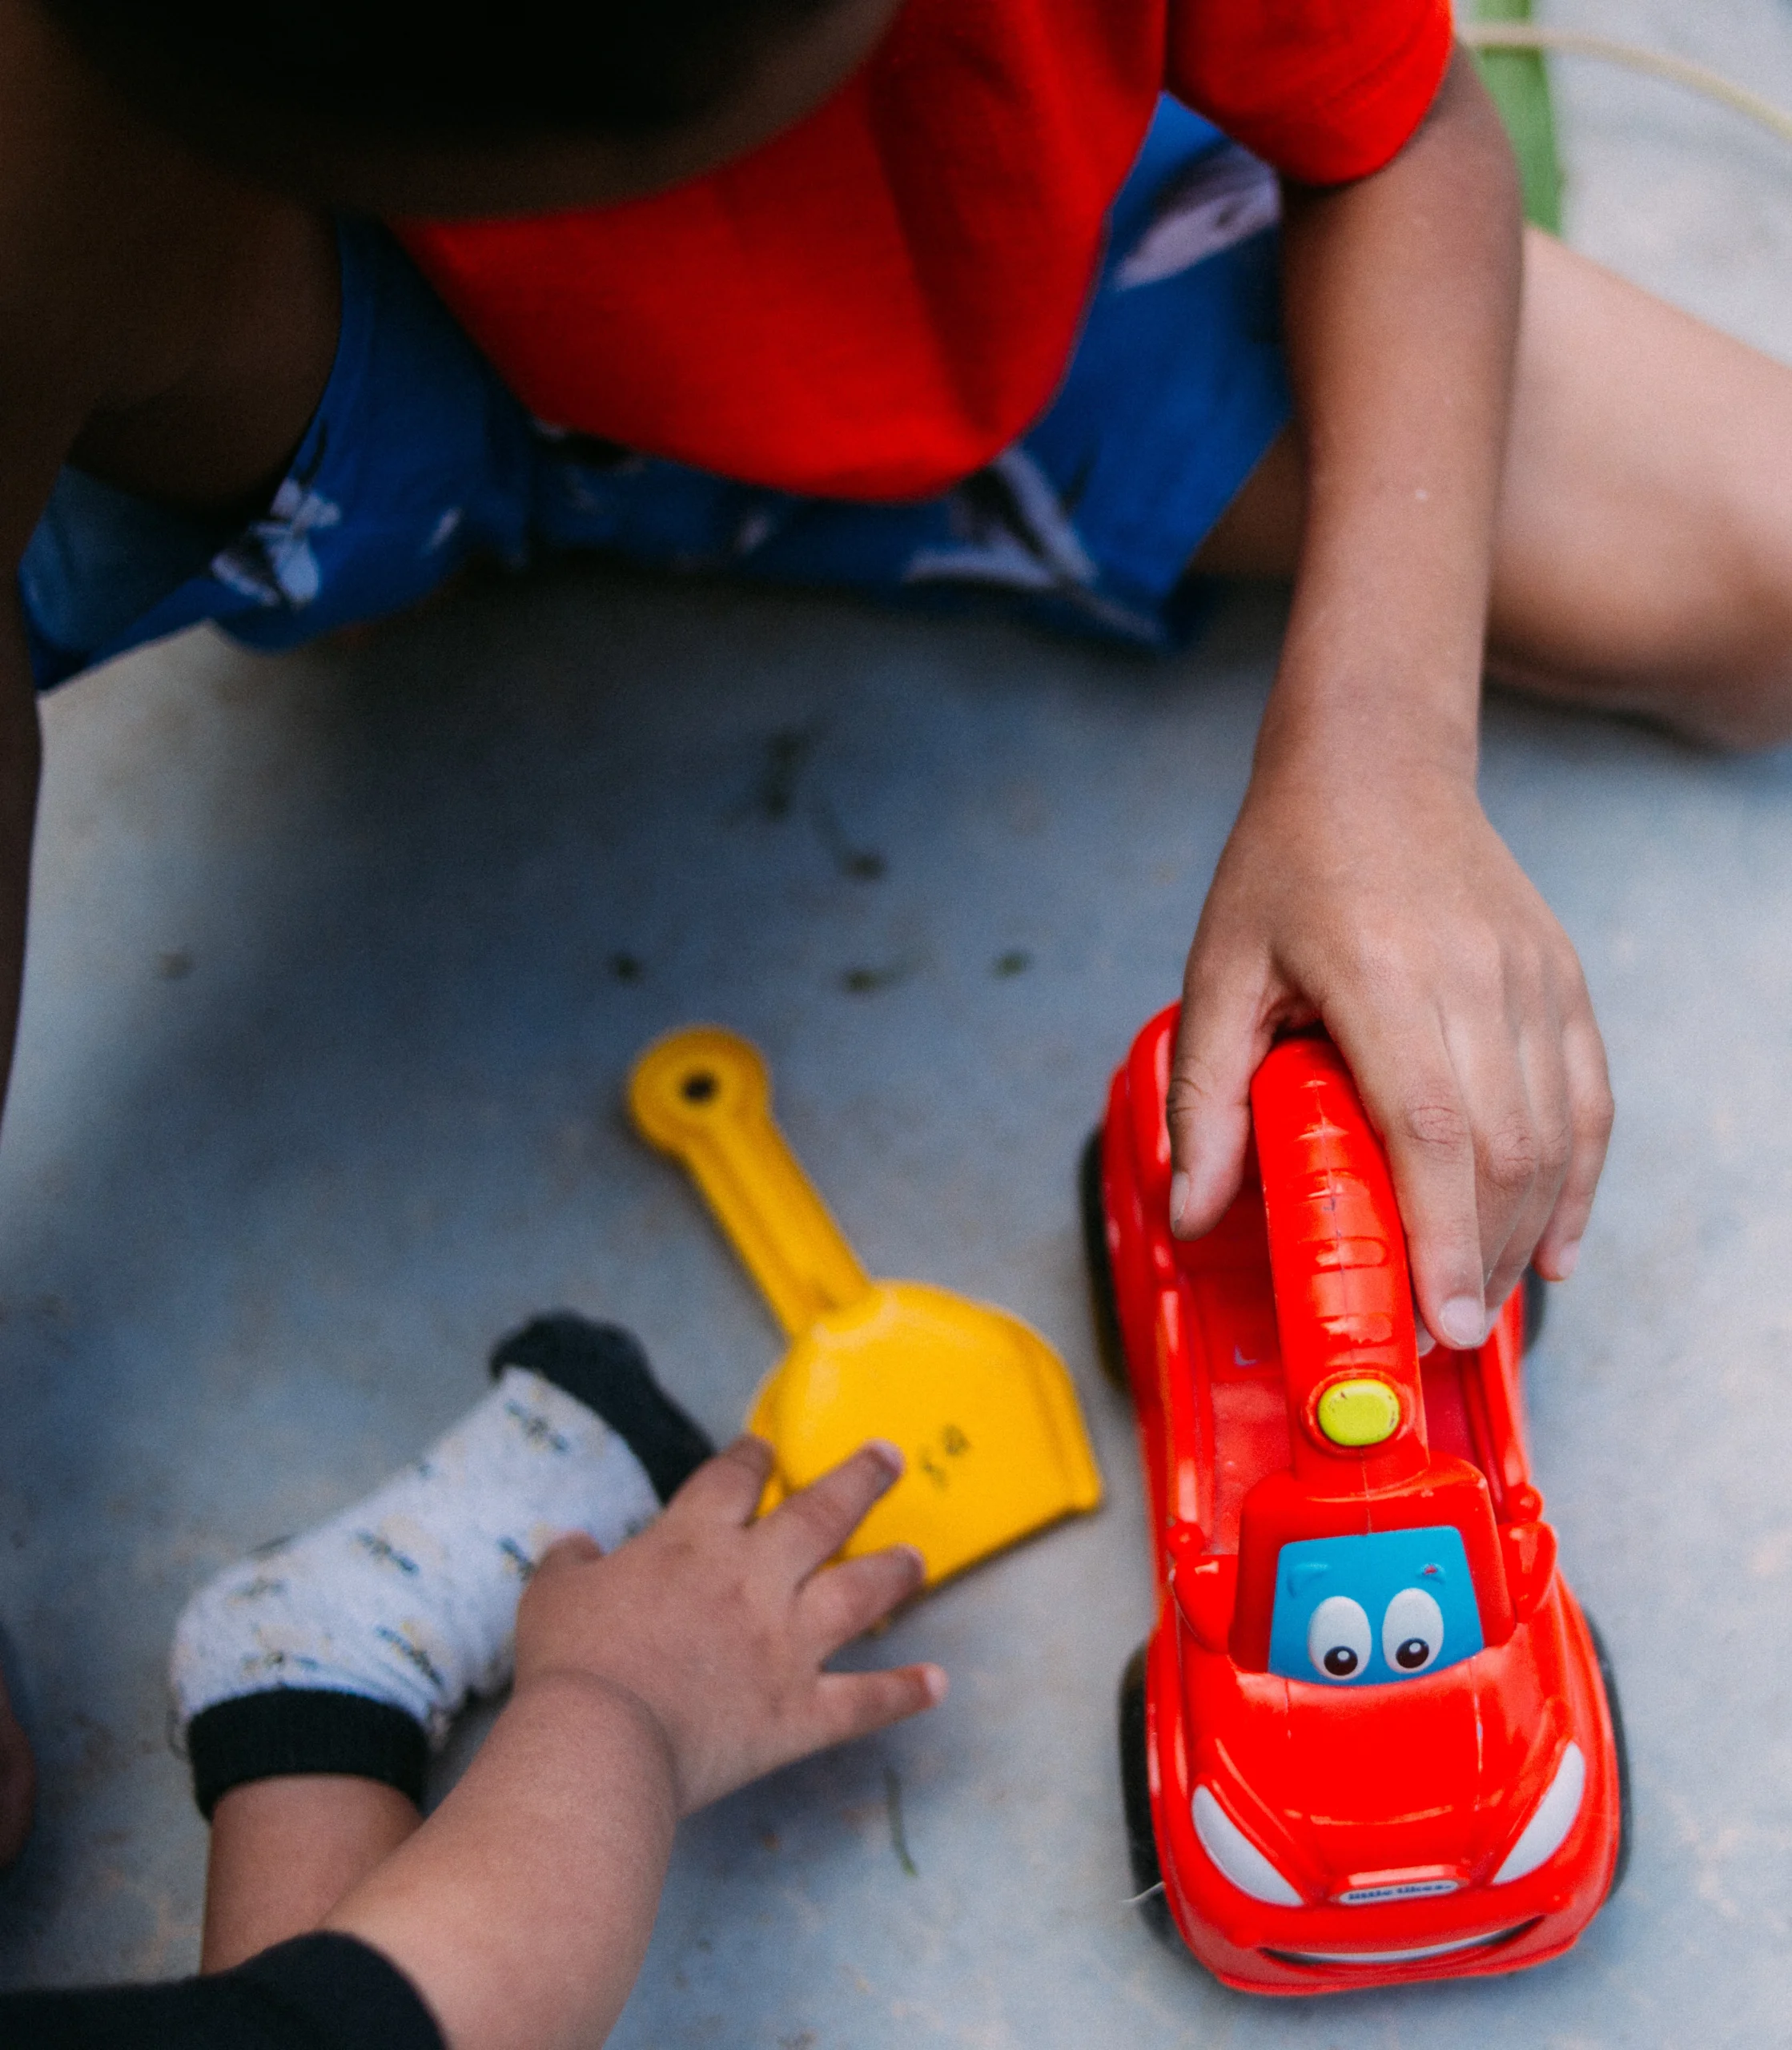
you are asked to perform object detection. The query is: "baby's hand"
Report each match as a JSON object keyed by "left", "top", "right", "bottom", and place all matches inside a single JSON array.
[
  {"left": 513, "top": 1437, "right": 944, "bottom": 1814},
  {"left": 1167, "top": 753, "right": 1612, "bottom": 1349}
]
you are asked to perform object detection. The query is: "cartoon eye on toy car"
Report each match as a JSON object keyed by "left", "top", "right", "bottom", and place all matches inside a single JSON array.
[{"left": 1082, "top": 1011, "right": 1629, "bottom": 1995}]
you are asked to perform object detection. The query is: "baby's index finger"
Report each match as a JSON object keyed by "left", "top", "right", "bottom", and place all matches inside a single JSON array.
[
  {"left": 1167, "top": 989, "right": 1268, "bottom": 1240},
  {"left": 757, "top": 1441, "right": 903, "bottom": 1580}
]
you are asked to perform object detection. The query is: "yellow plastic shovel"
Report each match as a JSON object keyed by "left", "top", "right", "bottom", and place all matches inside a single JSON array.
[{"left": 628, "top": 1026, "right": 1103, "bottom": 1586}]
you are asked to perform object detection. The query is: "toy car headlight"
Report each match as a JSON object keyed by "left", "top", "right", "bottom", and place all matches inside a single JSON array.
[
  {"left": 1192, "top": 1786, "right": 1304, "bottom": 1907},
  {"left": 1492, "top": 1742, "right": 1586, "bottom": 1885}
]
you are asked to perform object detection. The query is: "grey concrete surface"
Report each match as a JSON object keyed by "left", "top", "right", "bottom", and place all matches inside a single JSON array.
[{"left": 6, "top": 5, "right": 1792, "bottom": 2043}]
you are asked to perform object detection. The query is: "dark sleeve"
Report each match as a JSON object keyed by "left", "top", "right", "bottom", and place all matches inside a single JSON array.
[{"left": 0, "top": 1931, "right": 444, "bottom": 2050}]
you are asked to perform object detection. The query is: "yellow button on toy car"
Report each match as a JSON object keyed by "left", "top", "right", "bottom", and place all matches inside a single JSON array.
[{"left": 1316, "top": 1377, "right": 1402, "bottom": 1448}]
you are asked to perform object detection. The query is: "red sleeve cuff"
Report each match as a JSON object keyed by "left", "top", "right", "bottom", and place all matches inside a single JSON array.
[{"left": 1168, "top": 0, "right": 1455, "bottom": 186}]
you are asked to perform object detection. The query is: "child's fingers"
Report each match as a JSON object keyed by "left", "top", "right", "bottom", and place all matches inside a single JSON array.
[
  {"left": 664, "top": 1436, "right": 777, "bottom": 1526},
  {"left": 1442, "top": 1007, "right": 1561, "bottom": 1328},
  {"left": 533, "top": 1532, "right": 604, "bottom": 1577},
  {"left": 1167, "top": 949, "right": 1279, "bottom": 1240},
  {"left": 807, "top": 1664, "right": 947, "bottom": 1753},
  {"left": 800, "top": 1545, "right": 926, "bottom": 1654},
  {"left": 1335, "top": 1009, "right": 1489, "bottom": 1352},
  {"left": 1479, "top": 1015, "right": 1573, "bottom": 1320},
  {"left": 1531, "top": 1008, "right": 1613, "bottom": 1282},
  {"left": 513, "top": 1533, "right": 603, "bottom": 1638},
  {"left": 757, "top": 1441, "right": 904, "bottom": 1579}
]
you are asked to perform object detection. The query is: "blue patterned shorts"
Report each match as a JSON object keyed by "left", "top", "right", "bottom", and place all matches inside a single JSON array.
[{"left": 19, "top": 100, "right": 1291, "bottom": 690}]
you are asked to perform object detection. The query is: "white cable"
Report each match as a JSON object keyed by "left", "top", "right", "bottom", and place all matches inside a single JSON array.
[{"left": 1458, "top": 22, "right": 1792, "bottom": 151}]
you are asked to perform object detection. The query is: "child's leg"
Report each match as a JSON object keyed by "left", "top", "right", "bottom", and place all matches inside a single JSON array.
[
  {"left": 22, "top": 220, "right": 534, "bottom": 689},
  {"left": 203, "top": 1775, "right": 419, "bottom": 1972},
  {"left": 170, "top": 1316, "right": 712, "bottom": 1967},
  {"left": 1195, "top": 227, "right": 1792, "bottom": 749},
  {"left": 0, "top": 1442, "right": 936, "bottom": 2050},
  {"left": 1491, "top": 228, "right": 1792, "bottom": 743}
]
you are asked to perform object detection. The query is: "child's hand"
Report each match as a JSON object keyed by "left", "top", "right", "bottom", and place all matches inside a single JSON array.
[
  {"left": 328, "top": 1441, "right": 938, "bottom": 2050},
  {"left": 1167, "top": 750, "right": 1612, "bottom": 1350},
  {"left": 513, "top": 1436, "right": 945, "bottom": 1814}
]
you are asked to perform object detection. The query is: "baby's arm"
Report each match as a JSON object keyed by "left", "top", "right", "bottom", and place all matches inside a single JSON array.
[
  {"left": 323, "top": 1437, "right": 942, "bottom": 2050},
  {"left": 1170, "top": 46, "right": 1613, "bottom": 1347}
]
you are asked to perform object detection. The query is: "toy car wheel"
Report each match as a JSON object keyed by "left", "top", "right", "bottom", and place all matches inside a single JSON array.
[
  {"left": 1080, "top": 1130, "right": 1129, "bottom": 1391},
  {"left": 1522, "top": 1266, "right": 1548, "bottom": 1354},
  {"left": 1119, "top": 1643, "right": 1174, "bottom": 1939},
  {"left": 1585, "top": 1612, "right": 1633, "bottom": 1899}
]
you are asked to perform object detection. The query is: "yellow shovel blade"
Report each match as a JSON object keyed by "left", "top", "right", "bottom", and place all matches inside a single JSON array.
[
  {"left": 747, "top": 1282, "right": 1103, "bottom": 1586},
  {"left": 629, "top": 1026, "right": 1103, "bottom": 1586}
]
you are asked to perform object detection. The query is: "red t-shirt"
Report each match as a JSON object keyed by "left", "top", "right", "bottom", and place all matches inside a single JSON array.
[{"left": 397, "top": 0, "right": 1451, "bottom": 501}]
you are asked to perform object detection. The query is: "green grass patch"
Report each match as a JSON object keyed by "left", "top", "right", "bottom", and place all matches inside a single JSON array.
[{"left": 1471, "top": 0, "right": 1564, "bottom": 231}]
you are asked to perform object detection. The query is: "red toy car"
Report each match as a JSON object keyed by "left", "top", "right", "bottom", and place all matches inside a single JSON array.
[{"left": 1083, "top": 1010, "right": 1628, "bottom": 1994}]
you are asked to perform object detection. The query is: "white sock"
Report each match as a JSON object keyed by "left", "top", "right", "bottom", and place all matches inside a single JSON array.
[{"left": 169, "top": 1318, "right": 712, "bottom": 1812}]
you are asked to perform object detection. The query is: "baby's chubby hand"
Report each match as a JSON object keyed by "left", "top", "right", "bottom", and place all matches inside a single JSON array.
[
  {"left": 1167, "top": 747, "right": 1613, "bottom": 1351},
  {"left": 513, "top": 1437, "right": 945, "bottom": 1815}
]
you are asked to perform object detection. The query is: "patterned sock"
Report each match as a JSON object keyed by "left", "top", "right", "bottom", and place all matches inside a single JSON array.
[{"left": 171, "top": 1316, "right": 712, "bottom": 1817}]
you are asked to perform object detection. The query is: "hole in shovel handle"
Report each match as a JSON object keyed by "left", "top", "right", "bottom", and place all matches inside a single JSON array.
[{"left": 680, "top": 1071, "right": 720, "bottom": 1104}]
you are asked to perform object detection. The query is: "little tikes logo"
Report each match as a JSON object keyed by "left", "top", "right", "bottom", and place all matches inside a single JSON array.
[{"left": 1337, "top": 1879, "right": 1460, "bottom": 1906}]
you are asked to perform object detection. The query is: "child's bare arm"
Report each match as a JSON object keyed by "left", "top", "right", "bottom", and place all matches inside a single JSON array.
[
  {"left": 0, "top": 373, "right": 87, "bottom": 1180},
  {"left": 323, "top": 1439, "right": 943, "bottom": 2050},
  {"left": 0, "top": 0, "right": 338, "bottom": 1176},
  {"left": 0, "top": 617, "right": 44, "bottom": 1139},
  {"left": 0, "top": 26, "right": 146, "bottom": 1139},
  {"left": 1168, "top": 46, "right": 1612, "bottom": 1350}
]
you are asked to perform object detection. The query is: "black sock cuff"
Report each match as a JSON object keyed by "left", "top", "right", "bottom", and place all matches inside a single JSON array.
[
  {"left": 186, "top": 1690, "right": 428, "bottom": 1821},
  {"left": 489, "top": 1313, "right": 714, "bottom": 1503}
]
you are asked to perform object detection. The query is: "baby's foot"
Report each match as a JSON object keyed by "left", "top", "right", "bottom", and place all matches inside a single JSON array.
[{"left": 171, "top": 1316, "right": 711, "bottom": 1816}]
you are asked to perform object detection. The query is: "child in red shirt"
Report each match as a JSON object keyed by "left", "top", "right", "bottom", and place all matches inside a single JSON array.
[{"left": 5, "top": 0, "right": 1792, "bottom": 1919}]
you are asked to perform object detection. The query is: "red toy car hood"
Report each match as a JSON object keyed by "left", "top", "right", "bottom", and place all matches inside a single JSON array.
[{"left": 1199, "top": 1634, "right": 1563, "bottom": 1895}]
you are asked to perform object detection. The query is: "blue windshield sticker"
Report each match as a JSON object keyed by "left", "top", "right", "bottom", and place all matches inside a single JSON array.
[{"left": 1268, "top": 1525, "right": 1484, "bottom": 1685}]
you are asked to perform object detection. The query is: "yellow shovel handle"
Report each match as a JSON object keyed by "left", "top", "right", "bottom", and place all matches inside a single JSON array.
[{"left": 628, "top": 1027, "right": 870, "bottom": 1339}]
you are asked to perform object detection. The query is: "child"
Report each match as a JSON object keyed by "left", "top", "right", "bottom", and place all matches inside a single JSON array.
[
  {"left": 3, "top": 1316, "right": 945, "bottom": 2044},
  {"left": 2, "top": 0, "right": 1792, "bottom": 1831}
]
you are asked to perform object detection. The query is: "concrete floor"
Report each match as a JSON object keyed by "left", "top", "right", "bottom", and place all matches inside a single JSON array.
[{"left": 6, "top": 3, "right": 1792, "bottom": 2042}]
